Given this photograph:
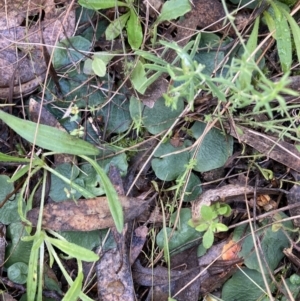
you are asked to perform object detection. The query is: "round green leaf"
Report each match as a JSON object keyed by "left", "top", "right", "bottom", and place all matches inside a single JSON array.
[
  {"left": 7, "top": 262, "right": 28, "bottom": 284},
  {"left": 181, "top": 172, "right": 202, "bottom": 202},
  {"left": 143, "top": 97, "right": 184, "bottom": 134},
  {"left": 0, "top": 175, "right": 14, "bottom": 202},
  {"left": 92, "top": 57, "right": 107, "bottom": 77},
  {"left": 222, "top": 268, "right": 270, "bottom": 301},
  {"left": 53, "top": 36, "right": 91, "bottom": 69},
  {"left": 156, "top": 208, "right": 202, "bottom": 253},
  {"left": 151, "top": 141, "right": 191, "bottom": 181},
  {"left": 202, "top": 227, "right": 214, "bottom": 249},
  {"left": 191, "top": 121, "right": 233, "bottom": 172}
]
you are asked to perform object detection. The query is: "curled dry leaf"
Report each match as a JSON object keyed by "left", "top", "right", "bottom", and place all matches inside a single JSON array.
[{"left": 27, "top": 196, "right": 150, "bottom": 231}]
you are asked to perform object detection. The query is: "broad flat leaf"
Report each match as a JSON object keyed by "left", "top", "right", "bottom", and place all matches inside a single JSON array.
[
  {"left": 49, "top": 163, "right": 83, "bottom": 202},
  {"left": 152, "top": 140, "right": 191, "bottom": 181},
  {"left": 58, "top": 230, "right": 101, "bottom": 250},
  {"left": 106, "top": 12, "right": 130, "bottom": 40},
  {"left": 156, "top": 208, "right": 202, "bottom": 253},
  {"left": 143, "top": 97, "right": 184, "bottom": 134},
  {"left": 0, "top": 110, "right": 100, "bottom": 156},
  {"left": 238, "top": 213, "right": 292, "bottom": 273},
  {"left": 126, "top": 10, "right": 143, "bottom": 50},
  {"left": 222, "top": 268, "right": 271, "bottom": 301},
  {"left": 181, "top": 172, "right": 202, "bottom": 202},
  {"left": 78, "top": 0, "right": 128, "bottom": 9},
  {"left": 191, "top": 121, "right": 233, "bottom": 172},
  {"left": 157, "top": 0, "right": 191, "bottom": 23},
  {"left": 97, "top": 94, "right": 131, "bottom": 134},
  {"left": 0, "top": 175, "right": 14, "bottom": 204},
  {"left": 7, "top": 262, "right": 28, "bottom": 284},
  {"left": 92, "top": 57, "right": 107, "bottom": 77},
  {"left": 53, "top": 36, "right": 91, "bottom": 69}
]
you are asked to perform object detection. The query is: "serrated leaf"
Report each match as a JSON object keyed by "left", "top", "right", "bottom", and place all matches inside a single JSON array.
[
  {"left": 78, "top": 0, "right": 128, "bottom": 9},
  {"left": 106, "top": 12, "right": 130, "bottom": 40},
  {"left": 157, "top": 0, "right": 191, "bottom": 23},
  {"left": 126, "top": 10, "right": 143, "bottom": 50},
  {"left": 0, "top": 110, "right": 99, "bottom": 156}
]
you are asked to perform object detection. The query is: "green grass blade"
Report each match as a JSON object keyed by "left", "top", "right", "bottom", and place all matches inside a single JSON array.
[
  {"left": 282, "top": 9, "right": 300, "bottom": 65},
  {"left": 0, "top": 110, "right": 100, "bottom": 156},
  {"left": 80, "top": 155, "right": 124, "bottom": 232},
  {"left": 270, "top": 2, "right": 292, "bottom": 72},
  {"left": 62, "top": 272, "right": 83, "bottom": 301}
]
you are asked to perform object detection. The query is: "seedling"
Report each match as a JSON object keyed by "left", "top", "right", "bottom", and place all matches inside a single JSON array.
[{"left": 188, "top": 202, "right": 232, "bottom": 249}]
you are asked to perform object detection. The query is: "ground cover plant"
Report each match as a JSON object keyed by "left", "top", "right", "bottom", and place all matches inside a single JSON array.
[{"left": 1, "top": 0, "right": 300, "bottom": 300}]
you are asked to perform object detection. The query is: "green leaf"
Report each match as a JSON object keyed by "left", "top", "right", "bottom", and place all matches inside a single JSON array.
[
  {"left": 46, "top": 237, "right": 99, "bottom": 262},
  {"left": 237, "top": 212, "right": 293, "bottom": 273},
  {"left": 244, "top": 17, "right": 260, "bottom": 55},
  {"left": 130, "top": 60, "right": 148, "bottom": 94},
  {"left": 0, "top": 175, "right": 14, "bottom": 203},
  {"left": 92, "top": 57, "right": 107, "bottom": 77},
  {"left": 195, "top": 223, "right": 209, "bottom": 232},
  {"left": 191, "top": 121, "right": 233, "bottom": 172},
  {"left": 143, "top": 97, "right": 184, "bottom": 134},
  {"left": 270, "top": 2, "right": 292, "bottom": 72},
  {"left": 156, "top": 208, "right": 202, "bottom": 253},
  {"left": 282, "top": 9, "right": 300, "bottom": 66},
  {"left": 202, "top": 227, "right": 214, "bottom": 249},
  {"left": 5, "top": 223, "right": 33, "bottom": 268},
  {"left": 106, "top": 12, "right": 130, "bottom": 40},
  {"left": 214, "top": 223, "right": 228, "bottom": 232},
  {"left": 62, "top": 272, "right": 83, "bottom": 301},
  {"left": 58, "top": 230, "right": 101, "bottom": 250},
  {"left": 157, "top": 0, "right": 191, "bottom": 23},
  {"left": 152, "top": 141, "right": 191, "bottom": 181},
  {"left": 0, "top": 110, "right": 99, "bottom": 156},
  {"left": 49, "top": 163, "right": 83, "bottom": 202},
  {"left": 7, "top": 262, "right": 28, "bottom": 284},
  {"left": 53, "top": 36, "right": 91, "bottom": 69},
  {"left": 97, "top": 94, "right": 131, "bottom": 134},
  {"left": 78, "top": 0, "right": 128, "bottom": 9},
  {"left": 126, "top": 10, "right": 143, "bottom": 50},
  {"left": 181, "top": 172, "right": 202, "bottom": 202},
  {"left": 0, "top": 152, "right": 31, "bottom": 163},
  {"left": 200, "top": 205, "right": 214, "bottom": 221},
  {"left": 80, "top": 155, "right": 124, "bottom": 233},
  {"left": 222, "top": 268, "right": 271, "bottom": 301}
]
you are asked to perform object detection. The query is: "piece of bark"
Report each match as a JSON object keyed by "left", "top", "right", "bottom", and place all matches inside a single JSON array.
[
  {"left": 130, "top": 225, "right": 148, "bottom": 265},
  {"left": 228, "top": 125, "right": 300, "bottom": 173},
  {"left": 26, "top": 196, "right": 150, "bottom": 231},
  {"left": 96, "top": 227, "right": 135, "bottom": 301},
  {"left": 287, "top": 171, "right": 300, "bottom": 227},
  {"left": 170, "top": 246, "right": 201, "bottom": 301}
]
